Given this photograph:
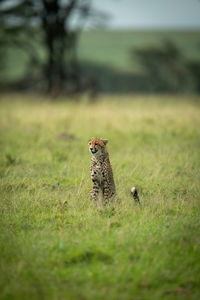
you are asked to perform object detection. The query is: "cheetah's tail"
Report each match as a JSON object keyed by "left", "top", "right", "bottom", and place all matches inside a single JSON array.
[{"left": 130, "top": 187, "right": 140, "bottom": 205}]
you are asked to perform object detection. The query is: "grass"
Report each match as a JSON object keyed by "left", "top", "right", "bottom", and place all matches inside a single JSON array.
[{"left": 0, "top": 94, "right": 200, "bottom": 300}]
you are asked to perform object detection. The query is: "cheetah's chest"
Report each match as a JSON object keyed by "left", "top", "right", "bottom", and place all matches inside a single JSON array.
[{"left": 91, "top": 162, "right": 105, "bottom": 183}]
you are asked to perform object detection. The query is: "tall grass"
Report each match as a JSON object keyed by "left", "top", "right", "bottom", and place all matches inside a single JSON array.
[{"left": 0, "top": 94, "right": 200, "bottom": 300}]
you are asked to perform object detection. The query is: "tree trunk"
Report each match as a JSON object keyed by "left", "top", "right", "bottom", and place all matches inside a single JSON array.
[{"left": 41, "top": 0, "right": 79, "bottom": 94}]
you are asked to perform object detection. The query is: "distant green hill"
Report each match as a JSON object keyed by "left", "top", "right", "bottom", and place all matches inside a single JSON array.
[
  {"left": 78, "top": 30, "right": 200, "bottom": 93},
  {"left": 78, "top": 30, "right": 200, "bottom": 72},
  {"left": 1, "top": 30, "right": 200, "bottom": 93}
]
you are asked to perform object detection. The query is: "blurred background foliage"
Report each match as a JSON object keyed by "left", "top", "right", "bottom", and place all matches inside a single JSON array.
[{"left": 0, "top": 0, "right": 200, "bottom": 96}]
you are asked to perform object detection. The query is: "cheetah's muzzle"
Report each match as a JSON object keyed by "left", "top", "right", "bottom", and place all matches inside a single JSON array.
[{"left": 90, "top": 148, "right": 98, "bottom": 154}]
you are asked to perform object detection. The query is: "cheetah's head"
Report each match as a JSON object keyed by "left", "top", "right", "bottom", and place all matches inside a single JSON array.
[{"left": 88, "top": 137, "right": 108, "bottom": 155}]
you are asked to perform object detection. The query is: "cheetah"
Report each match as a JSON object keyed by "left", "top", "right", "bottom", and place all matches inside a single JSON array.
[
  {"left": 88, "top": 137, "right": 116, "bottom": 205},
  {"left": 88, "top": 137, "right": 140, "bottom": 205}
]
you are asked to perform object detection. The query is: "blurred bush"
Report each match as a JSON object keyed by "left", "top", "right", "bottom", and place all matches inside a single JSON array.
[
  {"left": 131, "top": 40, "right": 198, "bottom": 93},
  {"left": 187, "top": 60, "right": 200, "bottom": 93}
]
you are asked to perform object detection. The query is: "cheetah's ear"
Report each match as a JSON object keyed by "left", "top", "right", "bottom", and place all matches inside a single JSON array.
[
  {"left": 88, "top": 137, "right": 94, "bottom": 142},
  {"left": 102, "top": 139, "right": 108, "bottom": 145}
]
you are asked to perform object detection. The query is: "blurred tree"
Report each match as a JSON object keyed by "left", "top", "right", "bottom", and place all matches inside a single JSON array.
[
  {"left": 0, "top": 0, "right": 106, "bottom": 94},
  {"left": 131, "top": 41, "right": 195, "bottom": 93},
  {"left": 188, "top": 60, "right": 200, "bottom": 93}
]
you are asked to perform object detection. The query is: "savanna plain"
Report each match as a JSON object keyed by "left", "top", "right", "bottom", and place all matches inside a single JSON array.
[{"left": 0, "top": 94, "right": 200, "bottom": 300}]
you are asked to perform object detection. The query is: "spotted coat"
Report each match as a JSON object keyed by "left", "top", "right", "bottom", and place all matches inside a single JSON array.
[{"left": 88, "top": 138, "right": 116, "bottom": 204}]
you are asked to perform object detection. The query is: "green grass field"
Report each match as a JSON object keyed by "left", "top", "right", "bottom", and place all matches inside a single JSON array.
[{"left": 0, "top": 94, "right": 200, "bottom": 300}]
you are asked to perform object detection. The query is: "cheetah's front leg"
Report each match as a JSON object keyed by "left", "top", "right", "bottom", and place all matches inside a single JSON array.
[
  {"left": 90, "top": 179, "right": 100, "bottom": 202},
  {"left": 102, "top": 180, "right": 111, "bottom": 204}
]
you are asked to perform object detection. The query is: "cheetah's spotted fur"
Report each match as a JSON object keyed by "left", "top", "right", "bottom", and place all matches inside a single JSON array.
[{"left": 88, "top": 137, "right": 116, "bottom": 205}]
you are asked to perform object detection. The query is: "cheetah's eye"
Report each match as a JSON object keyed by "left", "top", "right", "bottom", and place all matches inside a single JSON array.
[{"left": 95, "top": 143, "right": 98, "bottom": 146}]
